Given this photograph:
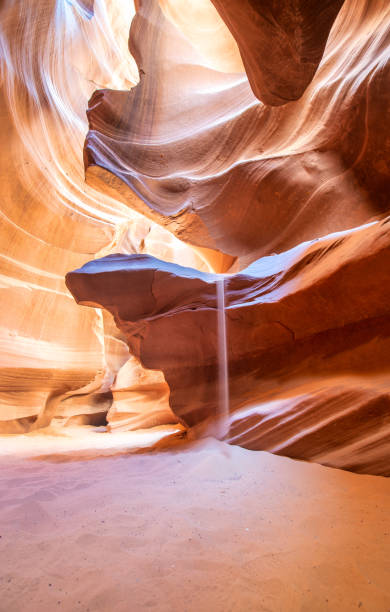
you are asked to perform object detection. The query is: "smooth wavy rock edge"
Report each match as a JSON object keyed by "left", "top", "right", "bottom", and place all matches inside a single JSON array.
[
  {"left": 66, "top": 218, "right": 390, "bottom": 475},
  {"left": 209, "top": 0, "right": 346, "bottom": 105},
  {"left": 85, "top": 0, "right": 390, "bottom": 267}
]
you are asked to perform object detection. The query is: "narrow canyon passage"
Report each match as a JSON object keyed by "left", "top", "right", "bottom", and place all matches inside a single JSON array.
[{"left": 1, "top": 0, "right": 390, "bottom": 610}]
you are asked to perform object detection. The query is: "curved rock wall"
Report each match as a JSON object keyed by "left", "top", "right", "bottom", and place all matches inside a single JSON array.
[
  {"left": 2, "top": 0, "right": 390, "bottom": 474},
  {"left": 84, "top": 0, "right": 390, "bottom": 266},
  {"left": 0, "top": 0, "right": 208, "bottom": 433},
  {"left": 66, "top": 218, "right": 390, "bottom": 475},
  {"left": 68, "top": 0, "right": 389, "bottom": 474},
  {"left": 209, "top": 0, "right": 346, "bottom": 106}
]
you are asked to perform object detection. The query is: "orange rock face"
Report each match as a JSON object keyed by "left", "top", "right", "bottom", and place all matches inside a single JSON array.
[
  {"left": 84, "top": 0, "right": 390, "bottom": 267},
  {"left": 66, "top": 218, "right": 390, "bottom": 475},
  {"left": 209, "top": 0, "right": 346, "bottom": 105},
  {"left": 2, "top": 0, "right": 390, "bottom": 474},
  {"left": 0, "top": 0, "right": 207, "bottom": 434}
]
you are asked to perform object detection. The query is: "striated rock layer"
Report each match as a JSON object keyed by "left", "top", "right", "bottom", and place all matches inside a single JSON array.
[
  {"left": 209, "top": 0, "right": 346, "bottom": 105},
  {"left": 84, "top": 0, "right": 390, "bottom": 267},
  {"left": 65, "top": 0, "right": 390, "bottom": 474},
  {"left": 0, "top": 0, "right": 134, "bottom": 432},
  {"left": 2, "top": 0, "right": 390, "bottom": 475},
  {"left": 66, "top": 218, "right": 390, "bottom": 475},
  {"left": 0, "top": 0, "right": 210, "bottom": 433}
]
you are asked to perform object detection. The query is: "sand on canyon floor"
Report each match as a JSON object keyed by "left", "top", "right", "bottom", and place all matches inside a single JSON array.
[{"left": 0, "top": 434, "right": 389, "bottom": 612}]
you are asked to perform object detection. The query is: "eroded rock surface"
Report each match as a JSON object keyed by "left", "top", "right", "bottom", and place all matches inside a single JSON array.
[
  {"left": 0, "top": 0, "right": 205, "bottom": 433},
  {"left": 209, "top": 0, "right": 345, "bottom": 105},
  {"left": 2, "top": 0, "right": 390, "bottom": 472},
  {"left": 85, "top": 0, "right": 390, "bottom": 266},
  {"left": 66, "top": 218, "right": 390, "bottom": 475}
]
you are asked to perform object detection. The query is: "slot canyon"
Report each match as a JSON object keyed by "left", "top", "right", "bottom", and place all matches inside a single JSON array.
[{"left": 0, "top": 0, "right": 389, "bottom": 610}]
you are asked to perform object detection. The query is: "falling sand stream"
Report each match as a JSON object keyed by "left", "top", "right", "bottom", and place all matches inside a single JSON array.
[{"left": 216, "top": 277, "right": 230, "bottom": 439}]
